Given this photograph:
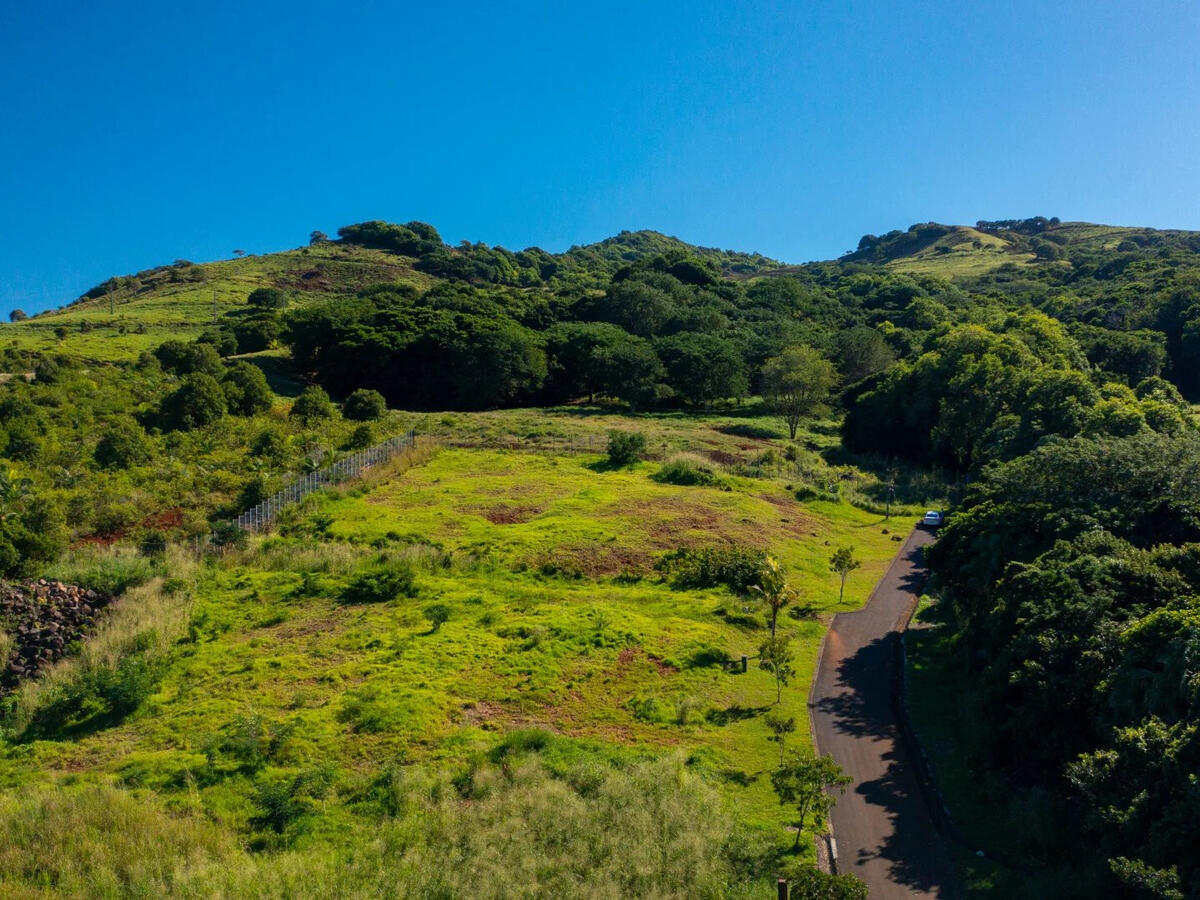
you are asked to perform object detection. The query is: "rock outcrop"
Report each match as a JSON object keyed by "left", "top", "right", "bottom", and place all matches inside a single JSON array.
[{"left": 0, "top": 580, "right": 111, "bottom": 689}]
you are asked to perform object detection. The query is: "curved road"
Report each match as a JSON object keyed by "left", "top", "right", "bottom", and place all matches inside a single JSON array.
[{"left": 809, "top": 526, "right": 958, "bottom": 898}]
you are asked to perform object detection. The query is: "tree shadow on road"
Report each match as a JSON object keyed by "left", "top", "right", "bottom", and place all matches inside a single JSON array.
[{"left": 815, "top": 634, "right": 958, "bottom": 897}]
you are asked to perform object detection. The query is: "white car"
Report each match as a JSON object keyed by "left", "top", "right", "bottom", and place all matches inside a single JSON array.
[{"left": 922, "top": 510, "right": 944, "bottom": 528}]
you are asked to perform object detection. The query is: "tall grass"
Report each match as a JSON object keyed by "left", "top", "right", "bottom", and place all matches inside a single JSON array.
[
  {"left": 5, "top": 546, "right": 197, "bottom": 738},
  {"left": 0, "top": 752, "right": 774, "bottom": 899},
  {"left": 0, "top": 784, "right": 236, "bottom": 898}
]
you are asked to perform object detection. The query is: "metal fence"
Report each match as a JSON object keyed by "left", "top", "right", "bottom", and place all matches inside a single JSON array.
[{"left": 233, "top": 430, "right": 416, "bottom": 533}]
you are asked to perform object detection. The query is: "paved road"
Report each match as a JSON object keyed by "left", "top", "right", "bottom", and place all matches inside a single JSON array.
[{"left": 809, "top": 526, "right": 958, "bottom": 898}]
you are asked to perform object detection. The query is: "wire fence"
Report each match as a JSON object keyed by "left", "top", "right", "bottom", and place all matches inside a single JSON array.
[{"left": 233, "top": 430, "right": 416, "bottom": 533}]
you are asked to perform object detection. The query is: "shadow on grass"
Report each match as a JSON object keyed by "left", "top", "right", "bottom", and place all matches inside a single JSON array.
[{"left": 706, "top": 703, "right": 770, "bottom": 726}]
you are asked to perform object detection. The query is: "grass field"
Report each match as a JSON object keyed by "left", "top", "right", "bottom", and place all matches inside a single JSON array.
[{"left": 0, "top": 402, "right": 930, "bottom": 896}]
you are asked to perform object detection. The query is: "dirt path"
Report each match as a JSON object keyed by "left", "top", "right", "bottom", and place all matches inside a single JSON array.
[{"left": 809, "top": 526, "right": 958, "bottom": 898}]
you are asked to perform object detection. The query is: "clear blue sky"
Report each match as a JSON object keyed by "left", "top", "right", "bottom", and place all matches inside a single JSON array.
[{"left": 3, "top": 1, "right": 1199, "bottom": 316}]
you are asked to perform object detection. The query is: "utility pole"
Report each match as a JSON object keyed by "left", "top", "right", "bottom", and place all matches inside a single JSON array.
[
  {"left": 211, "top": 287, "right": 218, "bottom": 324},
  {"left": 108, "top": 282, "right": 115, "bottom": 315}
]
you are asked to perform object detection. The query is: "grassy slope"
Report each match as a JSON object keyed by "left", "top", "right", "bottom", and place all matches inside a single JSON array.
[
  {"left": 874, "top": 221, "right": 1178, "bottom": 281},
  {"left": 0, "top": 244, "right": 432, "bottom": 361},
  {"left": 7, "top": 409, "right": 914, "bottom": 854}
]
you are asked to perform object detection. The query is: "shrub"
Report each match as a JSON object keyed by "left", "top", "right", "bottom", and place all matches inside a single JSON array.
[
  {"left": 221, "top": 361, "right": 273, "bottom": 416},
  {"left": 343, "top": 388, "right": 387, "bottom": 421},
  {"left": 423, "top": 603, "right": 450, "bottom": 631},
  {"left": 154, "top": 340, "right": 222, "bottom": 377},
  {"left": 138, "top": 531, "right": 168, "bottom": 558},
  {"left": 94, "top": 420, "right": 152, "bottom": 470},
  {"left": 197, "top": 330, "right": 238, "bottom": 357},
  {"left": 232, "top": 316, "right": 281, "bottom": 353},
  {"left": 210, "top": 521, "right": 248, "bottom": 550},
  {"left": 32, "top": 357, "right": 60, "bottom": 384},
  {"left": 340, "top": 564, "right": 418, "bottom": 604},
  {"left": 656, "top": 545, "right": 768, "bottom": 592},
  {"left": 247, "top": 287, "right": 287, "bottom": 310},
  {"left": 606, "top": 430, "right": 646, "bottom": 466},
  {"left": 160, "top": 373, "right": 227, "bottom": 430},
  {"left": 652, "top": 453, "right": 723, "bottom": 486},
  {"left": 344, "top": 423, "right": 374, "bottom": 450},
  {"left": 290, "top": 386, "right": 335, "bottom": 424},
  {"left": 45, "top": 547, "right": 156, "bottom": 596}
]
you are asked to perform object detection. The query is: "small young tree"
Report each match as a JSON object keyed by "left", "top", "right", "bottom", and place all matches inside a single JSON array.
[
  {"left": 8, "top": 309, "right": 27, "bottom": 322},
  {"left": 771, "top": 749, "right": 853, "bottom": 849},
  {"left": 758, "top": 634, "right": 795, "bottom": 704},
  {"left": 750, "top": 555, "right": 795, "bottom": 637},
  {"left": 309, "top": 230, "right": 329, "bottom": 245},
  {"left": 829, "top": 546, "right": 861, "bottom": 602},
  {"left": 423, "top": 603, "right": 450, "bottom": 632},
  {"left": 765, "top": 713, "right": 796, "bottom": 766},
  {"left": 760, "top": 345, "right": 838, "bottom": 439}
]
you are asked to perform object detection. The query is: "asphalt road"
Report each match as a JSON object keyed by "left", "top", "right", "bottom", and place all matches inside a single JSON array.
[{"left": 809, "top": 525, "right": 958, "bottom": 898}]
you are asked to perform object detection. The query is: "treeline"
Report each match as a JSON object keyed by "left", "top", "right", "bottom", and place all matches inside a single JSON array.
[
  {"left": 928, "top": 432, "right": 1200, "bottom": 897},
  {"left": 336, "top": 219, "right": 779, "bottom": 290},
  {"left": 282, "top": 236, "right": 975, "bottom": 411},
  {"left": 843, "top": 313, "right": 1191, "bottom": 470}
]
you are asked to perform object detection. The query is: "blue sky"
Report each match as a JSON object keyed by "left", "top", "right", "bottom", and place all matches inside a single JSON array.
[{"left": 2, "top": 1, "right": 1199, "bottom": 315}]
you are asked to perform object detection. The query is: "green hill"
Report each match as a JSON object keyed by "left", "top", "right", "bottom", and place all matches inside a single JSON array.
[
  {"left": 1, "top": 217, "right": 1199, "bottom": 897},
  {"left": 3, "top": 228, "right": 777, "bottom": 362}
]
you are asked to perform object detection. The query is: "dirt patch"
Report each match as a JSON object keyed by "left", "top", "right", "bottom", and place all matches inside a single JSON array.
[
  {"left": 527, "top": 545, "right": 654, "bottom": 577},
  {"left": 645, "top": 652, "right": 678, "bottom": 675},
  {"left": 480, "top": 504, "right": 544, "bottom": 525},
  {"left": 616, "top": 646, "right": 678, "bottom": 676},
  {"left": 141, "top": 507, "right": 185, "bottom": 530},
  {"left": 705, "top": 449, "right": 742, "bottom": 466}
]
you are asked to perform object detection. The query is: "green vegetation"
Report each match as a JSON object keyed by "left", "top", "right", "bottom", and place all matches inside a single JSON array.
[
  {"left": 6, "top": 214, "right": 1200, "bottom": 896},
  {"left": 908, "top": 431, "right": 1200, "bottom": 897}
]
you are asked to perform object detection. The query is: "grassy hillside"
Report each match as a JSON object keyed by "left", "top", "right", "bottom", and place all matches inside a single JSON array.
[
  {"left": 0, "top": 405, "right": 921, "bottom": 896},
  {"left": 4, "top": 215, "right": 1199, "bottom": 896},
  {"left": 1, "top": 244, "right": 434, "bottom": 361}
]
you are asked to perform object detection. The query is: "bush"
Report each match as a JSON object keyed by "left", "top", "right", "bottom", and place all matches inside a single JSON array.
[
  {"left": 652, "top": 453, "right": 723, "bottom": 487},
  {"left": 137, "top": 531, "right": 168, "bottom": 558},
  {"left": 160, "top": 373, "right": 227, "bottom": 430},
  {"left": 344, "top": 423, "right": 374, "bottom": 450},
  {"left": 290, "top": 386, "right": 335, "bottom": 424},
  {"left": 94, "top": 420, "right": 152, "bottom": 470},
  {"left": 154, "top": 340, "right": 222, "bottom": 377},
  {"left": 45, "top": 549, "right": 156, "bottom": 596},
  {"left": 656, "top": 545, "right": 768, "bottom": 592},
  {"left": 32, "top": 357, "right": 60, "bottom": 384},
  {"left": 232, "top": 316, "right": 281, "bottom": 353},
  {"left": 210, "top": 521, "right": 248, "bottom": 550},
  {"left": 343, "top": 388, "right": 387, "bottom": 421},
  {"left": 247, "top": 287, "right": 287, "bottom": 310},
  {"left": 423, "top": 603, "right": 450, "bottom": 631},
  {"left": 221, "top": 362, "right": 273, "bottom": 416},
  {"left": 340, "top": 564, "right": 418, "bottom": 604},
  {"left": 606, "top": 430, "right": 646, "bottom": 467}
]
